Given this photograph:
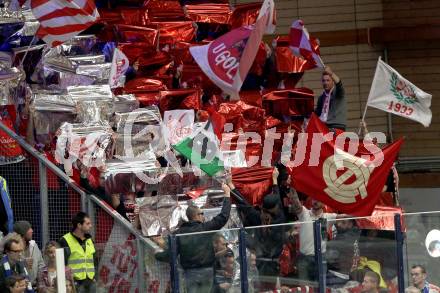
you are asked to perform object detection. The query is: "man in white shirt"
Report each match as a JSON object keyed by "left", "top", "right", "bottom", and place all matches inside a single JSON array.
[
  {"left": 288, "top": 190, "right": 344, "bottom": 281},
  {"left": 297, "top": 200, "right": 337, "bottom": 256}
]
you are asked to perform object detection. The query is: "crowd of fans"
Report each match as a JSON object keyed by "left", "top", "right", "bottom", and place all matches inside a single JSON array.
[
  {"left": 149, "top": 166, "right": 439, "bottom": 293},
  {"left": 0, "top": 212, "right": 96, "bottom": 293},
  {"left": 0, "top": 71, "right": 437, "bottom": 293},
  {"left": 144, "top": 67, "right": 436, "bottom": 293},
  {"left": 0, "top": 5, "right": 436, "bottom": 288},
  {"left": 14, "top": 66, "right": 433, "bottom": 293}
]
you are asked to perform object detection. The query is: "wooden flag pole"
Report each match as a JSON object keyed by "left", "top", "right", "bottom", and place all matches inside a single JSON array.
[
  {"left": 358, "top": 56, "right": 382, "bottom": 136},
  {"left": 358, "top": 103, "right": 369, "bottom": 136}
]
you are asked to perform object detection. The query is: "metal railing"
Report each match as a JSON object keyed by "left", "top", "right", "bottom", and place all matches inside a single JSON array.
[{"left": 0, "top": 121, "right": 164, "bottom": 292}]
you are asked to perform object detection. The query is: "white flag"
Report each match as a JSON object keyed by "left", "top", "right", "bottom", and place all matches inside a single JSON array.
[
  {"left": 109, "top": 48, "right": 129, "bottom": 88},
  {"left": 163, "top": 109, "right": 195, "bottom": 145},
  {"left": 367, "top": 59, "right": 432, "bottom": 127}
]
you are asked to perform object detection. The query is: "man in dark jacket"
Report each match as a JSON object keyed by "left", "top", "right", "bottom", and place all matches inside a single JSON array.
[
  {"left": 229, "top": 168, "right": 287, "bottom": 278},
  {"left": 326, "top": 219, "right": 360, "bottom": 287},
  {"left": 315, "top": 66, "right": 346, "bottom": 131},
  {"left": 156, "top": 183, "right": 231, "bottom": 293}
]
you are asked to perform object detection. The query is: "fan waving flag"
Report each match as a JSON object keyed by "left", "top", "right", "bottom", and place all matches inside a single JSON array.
[
  {"left": 289, "top": 20, "right": 325, "bottom": 68},
  {"left": 291, "top": 114, "right": 404, "bottom": 216},
  {"left": 366, "top": 58, "right": 432, "bottom": 127},
  {"left": 189, "top": 0, "right": 275, "bottom": 97},
  {"left": 31, "top": 0, "right": 99, "bottom": 47}
]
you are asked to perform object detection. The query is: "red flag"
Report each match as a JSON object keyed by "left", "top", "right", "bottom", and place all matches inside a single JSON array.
[
  {"left": 206, "top": 108, "right": 226, "bottom": 139},
  {"left": 159, "top": 89, "right": 201, "bottom": 112},
  {"left": 31, "top": 0, "right": 99, "bottom": 47},
  {"left": 289, "top": 20, "right": 324, "bottom": 69},
  {"left": 189, "top": 0, "right": 275, "bottom": 97},
  {"left": 291, "top": 114, "right": 404, "bottom": 216},
  {"left": 356, "top": 206, "right": 405, "bottom": 231},
  {"left": 274, "top": 36, "right": 321, "bottom": 73},
  {"left": 262, "top": 89, "right": 315, "bottom": 118},
  {"left": 232, "top": 166, "right": 273, "bottom": 206}
]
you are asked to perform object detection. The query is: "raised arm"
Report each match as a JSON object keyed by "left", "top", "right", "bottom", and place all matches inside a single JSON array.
[
  {"left": 271, "top": 167, "right": 281, "bottom": 201},
  {"left": 325, "top": 66, "right": 344, "bottom": 100},
  {"left": 287, "top": 188, "right": 303, "bottom": 216},
  {"left": 201, "top": 183, "right": 231, "bottom": 231},
  {"left": 325, "top": 66, "right": 340, "bottom": 84}
]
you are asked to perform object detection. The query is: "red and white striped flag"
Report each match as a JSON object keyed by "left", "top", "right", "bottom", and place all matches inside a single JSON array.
[
  {"left": 31, "top": 0, "right": 99, "bottom": 47},
  {"left": 289, "top": 20, "right": 325, "bottom": 68}
]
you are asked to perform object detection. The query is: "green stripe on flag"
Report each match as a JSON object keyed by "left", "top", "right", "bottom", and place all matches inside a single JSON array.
[{"left": 173, "top": 137, "right": 224, "bottom": 177}]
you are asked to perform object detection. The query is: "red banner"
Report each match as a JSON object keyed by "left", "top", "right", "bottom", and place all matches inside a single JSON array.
[{"left": 291, "top": 114, "right": 404, "bottom": 216}]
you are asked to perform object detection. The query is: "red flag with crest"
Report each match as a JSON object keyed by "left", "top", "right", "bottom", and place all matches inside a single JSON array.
[{"left": 291, "top": 114, "right": 403, "bottom": 216}]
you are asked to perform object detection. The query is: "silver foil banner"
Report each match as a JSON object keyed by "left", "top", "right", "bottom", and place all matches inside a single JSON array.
[
  {"left": 60, "top": 35, "right": 98, "bottom": 56},
  {"left": 0, "top": 67, "right": 24, "bottom": 106},
  {"left": 67, "top": 84, "right": 113, "bottom": 100},
  {"left": 55, "top": 122, "right": 114, "bottom": 172},
  {"left": 19, "top": 20, "right": 39, "bottom": 36},
  {"left": 103, "top": 158, "right": 160, "bottom": 194},
  {"left": 76, "top": 63, "right": 111, "bottom": 81},
  {"left": 68, "top": 85, "right": 113, "bottom": 124},
  {"left": 113, "top": 133, "right": 156, "bottom": 158},
  {"left": 0, "top": 7, "right": 25, "bottom": 23},
  {"left": 68, "top": 55, "right": 106, "bottom": 66},
  {"left": 114, "top": 106, "right": 162, "bottom": 134},
  {"left": 42, "top": 47, "right": 110, "bottom": 86},
  {"left": 113, "top": 94, "right": 139, "bottom": 114},
  {"left": 76, "top": 100, "right": 113, "bottom": 125},
  {"left": 55, "top": 70, "right": 96, "bottom": 89},
  {"left": 43, "top": 50, "right": 75, "bottom": 73},
  {"left": 138, "top": 196, "right": 241, "bottom": 237},
  {"left": 138, "top": 194, "right": 180, "bottom": 236},
  {"left": 31, "top": 92, "right": 76, "bottom": 112}
]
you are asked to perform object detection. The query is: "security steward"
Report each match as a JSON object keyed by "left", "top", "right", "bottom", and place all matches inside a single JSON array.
[{"left": 58, "top": 212, "right": 96, "bottom": 293}]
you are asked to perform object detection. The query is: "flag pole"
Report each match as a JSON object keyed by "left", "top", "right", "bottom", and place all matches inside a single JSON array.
[
  {"left": 358, "top": 103, "right": 369, "bottom": 135},
  {"left": 213, "top": 171, "right": 248, "bottom": 203},
  {"left": 358, "top": 56, "right": 382, "bottom": 135},
  {"left": 18, "top": 27, "right": 39, "bottom": 68}
]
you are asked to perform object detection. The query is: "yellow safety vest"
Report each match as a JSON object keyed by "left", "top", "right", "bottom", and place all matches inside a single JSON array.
[{"left": 63, "top": 232, "right": 95, "bottom": 280}]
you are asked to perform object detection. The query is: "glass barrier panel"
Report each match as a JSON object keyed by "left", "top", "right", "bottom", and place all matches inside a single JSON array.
[
  {"left": 402, "top": 212, "right": 440, "bottom": 290},
  {"left": 244, "top": 221, "right": 320, "bottom": 292},
  {"left": 174, "top": 229, "right": 241, "bottom": 293},
  {"left": 325, "top": 214, "right": 398, "bottom": 292}
]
